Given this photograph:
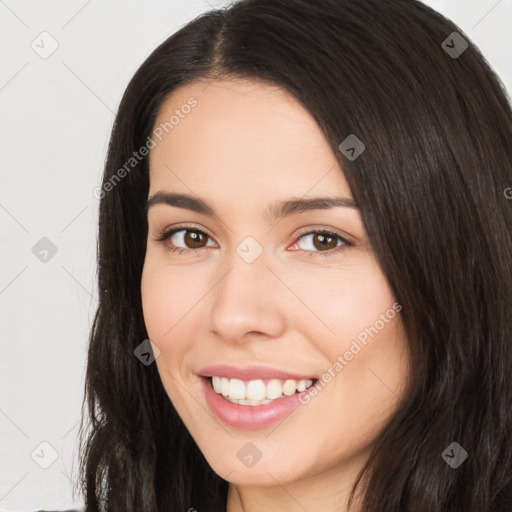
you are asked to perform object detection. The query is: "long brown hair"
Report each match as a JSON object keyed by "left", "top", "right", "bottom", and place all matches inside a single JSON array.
[{"left": 76, "top": 0, "right": 512, "bottom": 509}]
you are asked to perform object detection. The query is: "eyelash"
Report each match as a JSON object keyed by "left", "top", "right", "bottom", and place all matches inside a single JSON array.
[{"left": 154, "top": 224, "right": 352, "bottom": 258}]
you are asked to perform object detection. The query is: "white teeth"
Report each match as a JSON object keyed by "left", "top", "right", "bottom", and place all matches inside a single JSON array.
[
  {"left": 238, "top": 399, "right": 263, "bottom": 406},
  {"left": 266, "top": 379, "right": 284, "bottom": 399},
  {"left": 212, "top": 376, "right": 222, "bottom": 393},
  {"left": 228, "top": 379, "right": 246, "bottom": 400},
  {"left": 227, "top": 397, "right": 274, "bottom": 406},
  {"left": 221, "top": 377, "right": 229, "bottom": 396},
  {"left": 246, "top": 379, "right": 266, "bottom": 400},
  {"left": 210, "top": 375, "right": 315, "bottom": 404},
  {"left": 282, "top": 379, "right": 297, "bottom": 396}
]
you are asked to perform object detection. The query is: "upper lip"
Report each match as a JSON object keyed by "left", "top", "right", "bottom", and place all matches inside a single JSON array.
[{"left": 198, "top": 364, "right": 318, "bottom": 382}]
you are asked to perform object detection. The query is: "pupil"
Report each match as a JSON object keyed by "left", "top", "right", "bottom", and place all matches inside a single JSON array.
[
  {"left": 314, "top": 233, "right": 336, "bottom": 250},
  {"left": 185, "top": 230, "right": 205, "bottom": 248}
]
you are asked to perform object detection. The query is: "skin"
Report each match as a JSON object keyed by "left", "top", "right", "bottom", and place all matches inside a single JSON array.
[{"left": 141, "top": 78, "right": 410, "bottom": 512}]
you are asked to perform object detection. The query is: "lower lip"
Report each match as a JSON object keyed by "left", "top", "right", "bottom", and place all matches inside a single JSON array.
[{"left": 200, "top": 376, "right": 318, "bottom": 429}]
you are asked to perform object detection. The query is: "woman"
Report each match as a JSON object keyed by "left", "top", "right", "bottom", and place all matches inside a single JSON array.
[{"left": 76, "top": 0, "right": 512, "bottom": 510}]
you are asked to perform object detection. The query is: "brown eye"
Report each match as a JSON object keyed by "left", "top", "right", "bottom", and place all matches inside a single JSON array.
[
  {"left": 292, "top": 229, "right": 352, "bottom": 258},
  {"left": 311, "top": 232, "right": 340, "bottom": 251},
  {"left": 182, "top": 230, "right": 208, "bottom": 248},
  {"left": 155, "top": 226, "right": 215, "bottom": 254}
]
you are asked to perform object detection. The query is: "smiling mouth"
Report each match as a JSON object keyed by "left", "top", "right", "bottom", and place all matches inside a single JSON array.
[{"left": 207, "top": 375, "right": 318, "bottom": 406}]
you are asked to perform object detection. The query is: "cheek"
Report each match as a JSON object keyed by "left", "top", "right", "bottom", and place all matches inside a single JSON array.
[
  {"left": 286, "top": 256, "right": 397, "bottom": 347},
  {"left": 140, "top": 269, "right": 167, "bottom": 339},
  {"left": 140, "top": 258, "right": 202, "bottom": 339},
  {"left": 140, "top": 257, "right": 215, "bottom": 403},
  {"left": 140, "top": 260, "right": 197, "bottom": 408},
  {"left": 284, "top": 256, "right": 407, "bottom": 399}
]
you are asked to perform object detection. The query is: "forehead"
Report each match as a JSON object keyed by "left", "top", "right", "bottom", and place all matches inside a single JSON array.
[{"left": 148, "top": 78, "right": 351, "bottom": 201}]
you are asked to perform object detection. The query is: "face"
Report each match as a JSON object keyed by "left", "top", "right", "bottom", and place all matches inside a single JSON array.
[{"left": 141, "top": 78, "right": 409, "bottom": 502}]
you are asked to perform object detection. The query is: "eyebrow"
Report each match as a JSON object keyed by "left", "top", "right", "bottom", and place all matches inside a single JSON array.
[{"left": 144, "top": 191, "right": 359, "bottom": 223}]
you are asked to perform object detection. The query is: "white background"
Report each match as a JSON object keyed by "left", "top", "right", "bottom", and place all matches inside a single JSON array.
[{"left": 1, "top": 0, "right": 511, "bottom": 510}]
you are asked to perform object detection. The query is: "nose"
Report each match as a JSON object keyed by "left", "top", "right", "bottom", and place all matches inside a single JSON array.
[{"left": 207, "top": 247, "right": 287, "bottom": 345}]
